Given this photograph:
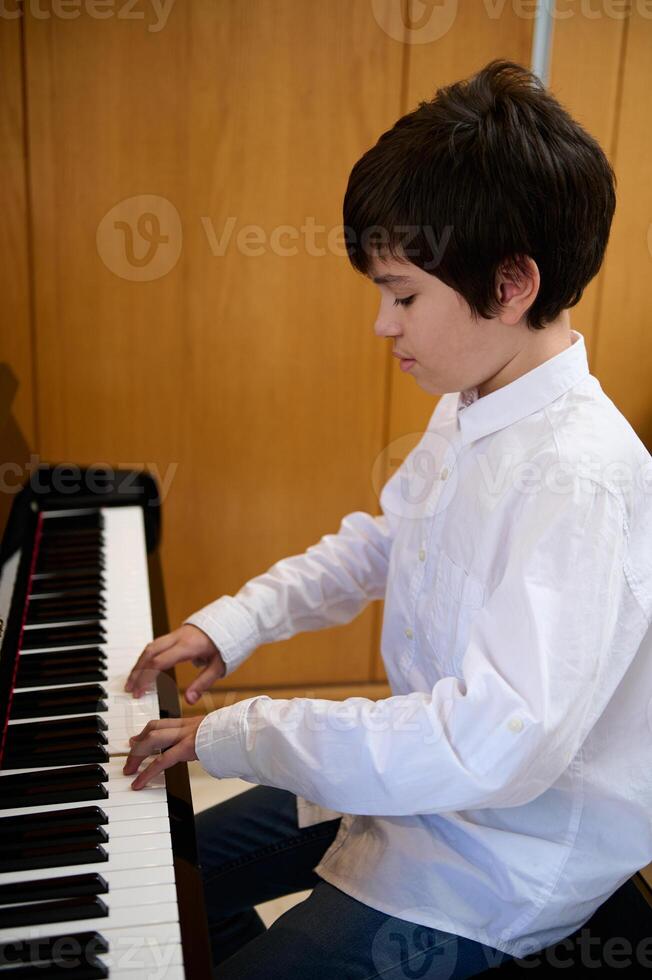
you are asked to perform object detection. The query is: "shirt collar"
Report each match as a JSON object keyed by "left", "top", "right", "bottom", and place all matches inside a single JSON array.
[{"left": 456, "top": 329, "right": 590, "bottom": 446}]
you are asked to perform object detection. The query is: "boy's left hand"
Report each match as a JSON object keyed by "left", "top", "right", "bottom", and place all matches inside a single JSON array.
[{"left": 123, "top": 716, "right": 203, "bottom": 790}]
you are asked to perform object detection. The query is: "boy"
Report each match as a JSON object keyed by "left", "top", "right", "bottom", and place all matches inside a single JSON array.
[{"left": 123, "top": 59, "right": 652, "bottom": 978}]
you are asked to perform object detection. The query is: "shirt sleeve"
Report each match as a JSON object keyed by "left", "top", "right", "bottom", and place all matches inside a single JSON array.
[
  {"left": 182, "top": 464, "right": 406, "bottom": 676},
  {"left": 195, "top": 476, "right": 630, "bottom": 813}
]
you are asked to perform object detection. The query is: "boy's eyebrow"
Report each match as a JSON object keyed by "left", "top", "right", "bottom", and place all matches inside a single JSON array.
[{"left": 371, "top": 274, "right": 416, "bottom": 285}]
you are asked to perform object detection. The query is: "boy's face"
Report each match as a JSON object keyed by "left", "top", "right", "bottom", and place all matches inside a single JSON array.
[{"left": 368, "top": 255, "right": 522, "bottom": 397}]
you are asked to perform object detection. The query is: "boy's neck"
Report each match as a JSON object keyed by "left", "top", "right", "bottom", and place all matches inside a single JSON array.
[{"left": 477, "top": 312, "right": 573, "bottom": 398}]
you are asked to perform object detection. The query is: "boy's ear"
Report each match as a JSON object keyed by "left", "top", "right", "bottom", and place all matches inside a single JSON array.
[{"left": 495, "top": 255, "right": 540, "bottom": 324}]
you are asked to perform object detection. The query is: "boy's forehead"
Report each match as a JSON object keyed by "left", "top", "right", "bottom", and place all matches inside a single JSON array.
[{"left": 367, "top": 256, "right": 420, "bottom": 285}]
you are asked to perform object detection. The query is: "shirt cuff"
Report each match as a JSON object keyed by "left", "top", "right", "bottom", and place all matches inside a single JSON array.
[
  {"left": 194, "top": 696, "right": 266, "bottom": 781},
  {"left": 183, "top": 595, "right": 260, "bottom": 677}
]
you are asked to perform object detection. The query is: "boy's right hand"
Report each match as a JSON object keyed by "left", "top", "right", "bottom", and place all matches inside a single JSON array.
[{"left": 124, "top": 624, "right": 226, "bottom": 705}]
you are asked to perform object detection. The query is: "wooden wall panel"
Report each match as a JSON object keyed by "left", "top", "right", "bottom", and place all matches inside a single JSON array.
[
  {"left": 374, "top": 2, "right": 534, "bottom": 680},
  {"left": 0, "top": 19, "right": 35, "bottom": 535},
  {"left": 23, "top": 1, "right": 406, "bottom": 691},
  {"left": 591, "top": 7, "right": 652, "bottom": 449},
  {"left": 548, "top": 4, "right": 629, "bottom": 367}
]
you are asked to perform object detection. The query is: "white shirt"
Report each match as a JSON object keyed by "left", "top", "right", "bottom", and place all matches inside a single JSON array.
[{"left": 186, "top": 330, "right": 652, "bottom": 958}]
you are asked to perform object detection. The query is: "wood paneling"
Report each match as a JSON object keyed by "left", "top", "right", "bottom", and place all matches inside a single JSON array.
[
  {"left": 548, "top": 3, "right": 629, "bottom": 367},
  {"left": 0, "top": 19, "right": 35, "bottom": 533},
  {"left": 591, "top": 7, "right": 652, "bottom": 449},
  {"left": 23, "top": 1, "right": 405, "bottom": 690}
]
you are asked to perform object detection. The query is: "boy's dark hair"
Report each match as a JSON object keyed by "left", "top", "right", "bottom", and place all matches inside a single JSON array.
[{"left": 343, "top": 59, "right": 616, "bottom": 330}]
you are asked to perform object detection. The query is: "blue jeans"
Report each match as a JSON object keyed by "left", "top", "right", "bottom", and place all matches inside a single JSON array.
[{"left": 195, "top": 784, "right": 517, "bottom": 978}]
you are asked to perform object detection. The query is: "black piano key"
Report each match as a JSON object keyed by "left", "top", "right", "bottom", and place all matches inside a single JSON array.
[
  {"left": 0, "top": 764, "right": 107, "bottom": 790},
  {"left": 36, "top": 559, "right": 105, "bottom": 576},
  {"left": 25, "top": 605, "right": 105, "bottom": 627},
  {"left": 0, "top": 765, "right": 108, "bottom": 808},
  {"left": 38, "top": 537, "right": 103, "bottom": 552},
  {"left": 0, "top": 785, "right": 107, "bottom": 808},
  {"left": 0, "top": 841, "right": 109, "bottom": 874},
  {"left": 35, "top": 561, "right": 105, "bottom": 578},
  {"left": 0, "top": 893, "right": 108, "bottom": 928},
  {"left": 14, "top": 667, "right": 108, "bottom": 688},
  {"left": 3, "top": 745, "right": 109, "bottom": 769},
  {"left": 6, "top": 717, "right": 108, "bottom": 743},
  {"left": 0, "top": 930, "right": 109, "bottom": 965},
  {"left": 0, "top": 805, "right": 108, "bottom": 838},
  {"left": 0, "top": 873, "right": 108, "bottom": 905},
  {"left": 37, "top": 549, "right": 103, "bottom": 562},
  {"left": 28, "top": 588, "right": 104, "bottom": 604},
  {"left": 30, "top": 573, "right": 105, "bottom": 593},
  {"left": 37, "top": 544, "right": 103, "bottom": 559},
  {"left": 1, "top": 818, "right": 108, "bottom": 847},
  {"left": 0, "top": 822, "right": 108, "bottom": 853},
  {"left": 17, "top": 656, "right": 107, "bottom": 673},
  {"left": 30, "top": 592, "right": 104, "bottom": 612},
  {"left": 40, "top": 511, "right": 103, "bottom": 532},
  {"left": 18, "top": 649, "right": 107, "bottom": 668},
  {"left": 9, "top": 684, "right": 107, "bottom": 719},
  {"left": 0, "top": 960, "right": 107, "bottom": 980},
  {"left": 21, "top": 625, "right": 106, "bottom": 651},
  {"left": 28, "top": 588, "right": 105, "bottom": 603},
  {"left": 38, "top": 538, "right": 104, "bottom": 556},
  {"left": 0, "top": 962, "right": 108, "bottom": 979}
]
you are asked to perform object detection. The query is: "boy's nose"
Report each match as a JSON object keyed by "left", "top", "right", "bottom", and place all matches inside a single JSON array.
[{"left": 374, "top": 304, "right": 402, "bottom": 340}]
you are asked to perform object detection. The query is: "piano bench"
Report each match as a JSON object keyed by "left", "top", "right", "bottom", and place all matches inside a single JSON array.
[{"left": 478, "top": 874, "right": 652, "bottom": 975}]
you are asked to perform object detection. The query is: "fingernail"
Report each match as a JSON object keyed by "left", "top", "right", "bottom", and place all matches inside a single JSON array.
[{"left": 187, "top": 691, "right": 198, "bottom": 704}]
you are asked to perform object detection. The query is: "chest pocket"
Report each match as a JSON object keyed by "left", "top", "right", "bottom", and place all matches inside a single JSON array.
[{"left": 423, "top": 551, "right": 485, "bottom": 677}]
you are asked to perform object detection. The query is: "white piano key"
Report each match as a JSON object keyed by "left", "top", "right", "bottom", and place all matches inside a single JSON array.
[
  {"left": 109, "top": 964, "right": 185, "bottom": 980},
  {"left": 99, "top": 815, "right": 171, "bottom": 838},
  {"left": 103, "top": 946, "right": 184, "bottom": 973},
  {"left": 102, "top": 832, "right": 172, "bottom": 855},
  {"left": 0, "top": 848, "right": 175, "bottom": 886}
]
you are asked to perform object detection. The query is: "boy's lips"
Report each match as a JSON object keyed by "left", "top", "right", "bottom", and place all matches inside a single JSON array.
[{"left": 398, "top": 357, "right": 416, "bottom": 372}]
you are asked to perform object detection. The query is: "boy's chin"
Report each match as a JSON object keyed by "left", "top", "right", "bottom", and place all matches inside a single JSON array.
[{"left": 414, "top": 373, "right": 444, "bottom": 396}]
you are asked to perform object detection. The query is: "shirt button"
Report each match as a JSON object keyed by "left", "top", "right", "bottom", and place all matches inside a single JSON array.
[
  {"left": 405, "top": 627, "right": 414, "bottom": 639},
  {"left": 507, "top": 717, "right": 524, "bottom": 733},
  {"left": 440, "top": 467, "right": 449, "bottom": 481},
  {"left": 418, "top": 548, "right": 426, "bottom": 561}
]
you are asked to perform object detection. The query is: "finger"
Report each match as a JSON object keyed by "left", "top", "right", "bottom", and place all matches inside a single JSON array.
[
  {"left": 124, "top": 633, "right": 178, "bottom": 692},
  {"left": 128, "top": 666, "right": 162, "bottom": 699},
  {"left": 185, "top": 659, "right": 224, "bottom": 704},
  {"left": 123, "top": 728, "right": 183, "bottom": 775},
  {"left": 131, "top": 741, "right": 187, "bottom": 790},
  {"left": 126, "top": 635, "right": 175, "bottom": 682},
  {"left": 146, "top": 645, "right": 196, "bottom": 674},
  {"left": 129, "top": 717, "right": 184, "bottom": 742}
]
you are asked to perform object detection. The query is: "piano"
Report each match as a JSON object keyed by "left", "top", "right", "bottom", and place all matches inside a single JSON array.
[{"left": 0, "top": 465, "right": 212, "bottom": 978}]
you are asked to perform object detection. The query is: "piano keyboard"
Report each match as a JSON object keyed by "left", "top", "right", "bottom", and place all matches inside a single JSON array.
[{"left": 0, "top": 487, "right": 211, "bottom": 978}]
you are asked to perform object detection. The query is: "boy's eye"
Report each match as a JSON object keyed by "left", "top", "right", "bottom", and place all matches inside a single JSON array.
[{"left": 393, "top": 295, "right": 416, "bottom": 307}]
